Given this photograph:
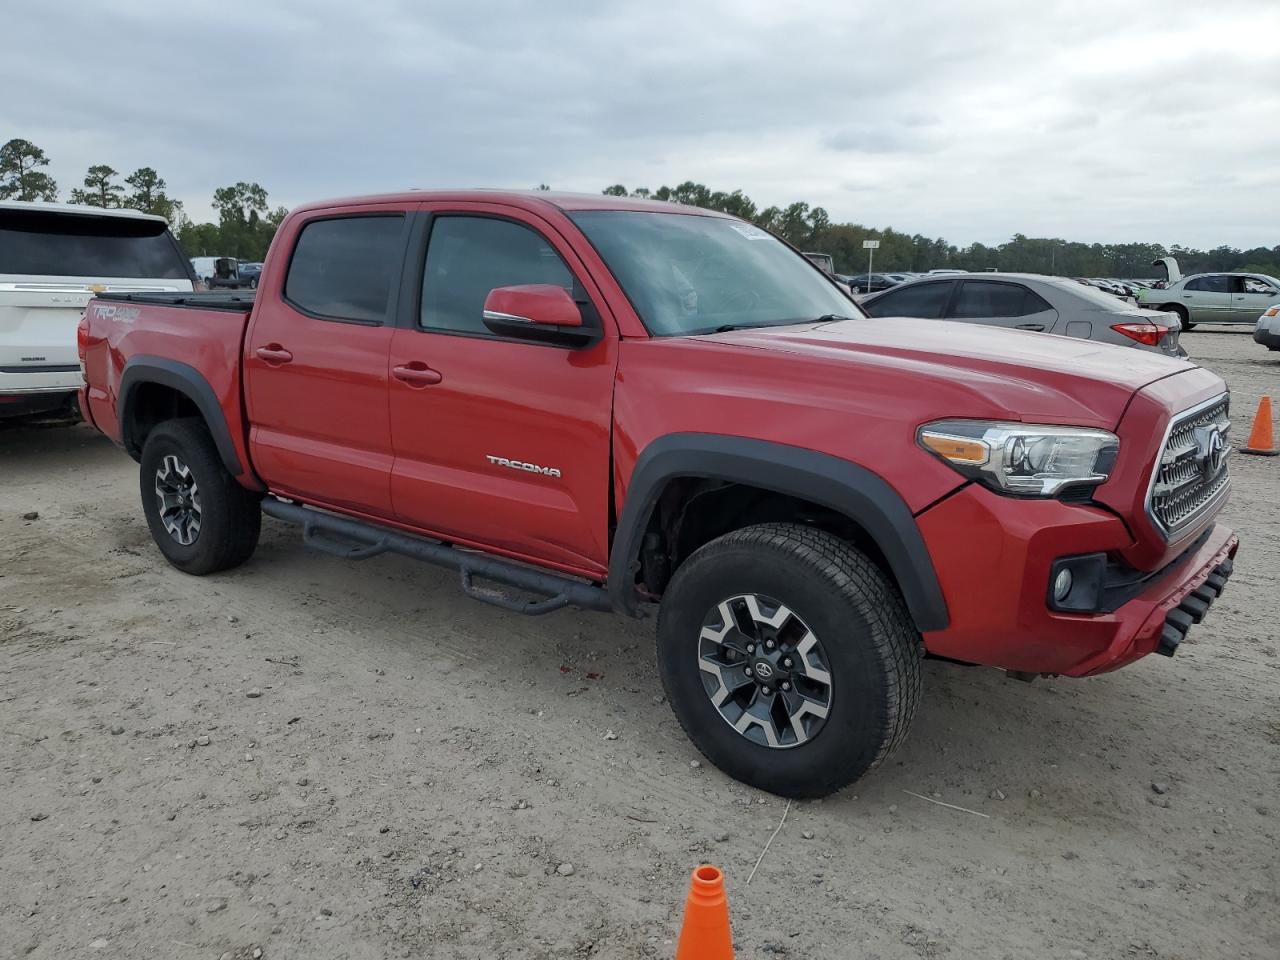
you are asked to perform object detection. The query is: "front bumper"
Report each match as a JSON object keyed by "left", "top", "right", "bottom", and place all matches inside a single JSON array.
[
  {"left": 916, "top": 483, "right": 1238, "bottom": 677},
  {"left": 1254, "top": 325, "right": 1280, "bottom": 348}
]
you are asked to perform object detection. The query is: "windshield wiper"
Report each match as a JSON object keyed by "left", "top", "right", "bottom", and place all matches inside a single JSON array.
[{"left": 708, "top": 315, "right": 854, "bottom": 334}]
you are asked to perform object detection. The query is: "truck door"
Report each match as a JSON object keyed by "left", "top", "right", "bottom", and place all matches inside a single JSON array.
[
  {"left": 386, "top": 204, "right": 617, "bottom": 577},
  {"left": 243, "top": 204, "right": 410, "bottom": 516}
]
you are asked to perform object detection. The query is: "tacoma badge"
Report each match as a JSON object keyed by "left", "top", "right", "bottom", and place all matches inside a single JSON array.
[{"left": 486, "top": 455, "right": 562, "bottom": 478}]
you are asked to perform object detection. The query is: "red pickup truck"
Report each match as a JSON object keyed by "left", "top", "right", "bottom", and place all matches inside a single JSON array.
[{"left": 78, "top": 190, "right": 1238, "bottom": 798}]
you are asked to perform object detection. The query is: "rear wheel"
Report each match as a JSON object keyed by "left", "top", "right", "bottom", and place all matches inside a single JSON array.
[
  {"left": 139, "top": 418, "right": 260, "bottom": 575},
  {"left": 1165, "top": 305, "right": 1193, "bottom": 330},
  {"left": 656, "top": 523, "right": 923, "bottom": 798}
]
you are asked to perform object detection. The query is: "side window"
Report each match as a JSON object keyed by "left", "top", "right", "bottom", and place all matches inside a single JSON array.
[
  {"left": 864, "top": 280, "right": 954, "bottom": 319},
  {"left": 1187, "top": 275, "right": 1228, "bottom": 293},
  {"left": 284, "top": 215, "right": 405, "bottom": 322},
  {"left": 950, "top": 281, "right": 1047, "bottom": 319},
  {"left": 421, "top": 216, "right": 574, "bottom": 336},
  {"left": 1234, "top": 276, "right": 1278, "bottom": 295}
]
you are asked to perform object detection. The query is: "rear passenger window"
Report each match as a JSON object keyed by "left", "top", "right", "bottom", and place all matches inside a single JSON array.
[
  {"left": 1185, "top": 275, "right": 1228, "bottom": 293},
  {"left": 420, "top": 216, "right": 574, "bottom": 336},
  {"left": 285, "top": 215, "right": 404, "bottom": 323},
  {"left": 863, "top": 280, "right": 954, "bottom": 319},
  {"left": 950, "top": 281, "right": 1050, "bottom": 319}
]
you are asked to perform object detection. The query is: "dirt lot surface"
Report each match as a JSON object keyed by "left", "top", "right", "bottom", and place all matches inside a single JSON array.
[{"left": 2, "top": 329, "right": 1277, "bottom": 960}]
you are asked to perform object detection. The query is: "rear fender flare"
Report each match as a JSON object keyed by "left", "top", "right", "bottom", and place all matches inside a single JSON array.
[
  {"left": 119, "top": 356, "right": 243, "bottom": 476},
  {"left": 607, "top": 433, "right": 949, "bottom": 631}
]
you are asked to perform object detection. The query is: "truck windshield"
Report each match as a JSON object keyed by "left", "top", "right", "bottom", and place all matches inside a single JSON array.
[
  {"left": 570, "top": 211, "right": 861, "bottom": 336},
  {"left": 0, "top": 209, "right": 191, "bottom": 279}
]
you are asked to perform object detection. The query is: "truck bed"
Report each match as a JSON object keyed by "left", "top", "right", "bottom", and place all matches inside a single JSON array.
[{"left": 95, "top": 290, "right": 256, "bottom": 312}]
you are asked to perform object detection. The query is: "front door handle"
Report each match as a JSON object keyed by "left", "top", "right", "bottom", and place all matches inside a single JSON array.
[
  {"left": 256, "top": 344, "right": 293, "bottom": 365},
  {"left": 1015, "top": 323, "right": 1045, "bottom": 331},
  {"left": 393, "top": 361, "right": 443, "bottom": 387}
]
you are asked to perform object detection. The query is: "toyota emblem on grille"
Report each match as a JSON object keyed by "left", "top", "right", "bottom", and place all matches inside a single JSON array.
[{"left": 1194, "top": 424, "right": 1227, "bottom": 479}]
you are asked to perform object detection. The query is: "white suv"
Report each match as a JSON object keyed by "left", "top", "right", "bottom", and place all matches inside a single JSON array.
[{"left": 1, "top": 202, "right": 195, "bottom": 419}]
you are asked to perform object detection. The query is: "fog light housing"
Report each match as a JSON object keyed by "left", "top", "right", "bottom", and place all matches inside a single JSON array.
[
  {"left": 1052, "top": 568, "right": 1074, "bottom": 602},
  {"left": 1047, "top": 553, "right": 1108, "bottom": 612}
]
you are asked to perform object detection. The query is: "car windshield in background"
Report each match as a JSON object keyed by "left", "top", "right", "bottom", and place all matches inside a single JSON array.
[
  {"left": 0, "top": 210, "right": 191, "bottom": 279},
  {"left": 570, "top": 211, "right": 860, "bottom": 336}
]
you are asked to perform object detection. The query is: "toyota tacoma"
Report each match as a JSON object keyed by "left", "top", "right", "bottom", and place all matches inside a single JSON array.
[{"left": 77, "top": 190, "right": 1238, "bottom": 798}]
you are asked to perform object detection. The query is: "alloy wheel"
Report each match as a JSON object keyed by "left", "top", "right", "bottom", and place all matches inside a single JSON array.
[
  {"left": 697, "top": 593, "right": 833, "bottom": 748},
  {"left": 154, "top": 454, "right": 202, "bottom": 545}
]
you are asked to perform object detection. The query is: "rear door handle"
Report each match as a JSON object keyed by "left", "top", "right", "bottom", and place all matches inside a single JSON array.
[
  {"left": 1015, "top": 323, "right": 1045, "bottom": 331},
  {"left": 255, "top": 344, "right": 293, "bottom": 365},
  {"left": 393, "top": 361, "right": 443, "bottom": 387}
]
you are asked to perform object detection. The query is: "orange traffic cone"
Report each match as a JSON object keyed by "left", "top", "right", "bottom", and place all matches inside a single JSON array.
[
  {"left": 675, "top": 865, "right": 734, "bottom": 960},
  {"left": 1242, "top": 396, "right": 1278, "bottom": 456}
]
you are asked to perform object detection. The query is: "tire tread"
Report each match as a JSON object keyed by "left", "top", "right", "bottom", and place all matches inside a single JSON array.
[
  {"left": 140, "top": 417, "right": 260, "bottom": 575},
  {"left": 658, "top": 522, "right": 923, "bottom": 796}
]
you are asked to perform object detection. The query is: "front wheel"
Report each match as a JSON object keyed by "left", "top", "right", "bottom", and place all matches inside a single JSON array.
[
  {"left": 139, "top": 418, "right": 261, "bottom": 575},
  {"left": 656, "top": 523, "right": 923, "bottom": 798}
]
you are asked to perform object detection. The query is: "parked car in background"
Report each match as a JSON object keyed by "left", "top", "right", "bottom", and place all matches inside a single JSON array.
[
  {"left": 191, "top": 256, "right": 253, "bottom": 289},
  {"left": 1254, "top": 304, "right": 1280, "bottom": 351},
  {"left": 190, "top": 256, "right": 219, "bottom": 282},
  {"left": 862, "top": 273, "right": 1182, "bottom": 355},
  {"left": 1138, "top": 272, "right": 1280, "bottom": 329},
  {"left": 803, "top": 252, "right": 835, "bottom": 274},
  {"left": 238, "top": 262, "right": 263, "bottom": 288},
  {"left": 1, "top": 201, "right": 194, "bottom": 419},
  {"left": 845, "top": 273, "right": 901, "bottom": 294},
  {"left": 1086, "top": 278, "right": 1130, "bottom": 298}
]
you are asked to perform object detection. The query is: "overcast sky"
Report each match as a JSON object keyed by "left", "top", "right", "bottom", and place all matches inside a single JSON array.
[{"left": 4, "top": 0, "right": 1276, "bottom": 249}]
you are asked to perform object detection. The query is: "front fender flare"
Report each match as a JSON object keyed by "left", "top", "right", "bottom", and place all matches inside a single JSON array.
[{"left": 607, "top": 434, "right": 949, "bottom": 632}]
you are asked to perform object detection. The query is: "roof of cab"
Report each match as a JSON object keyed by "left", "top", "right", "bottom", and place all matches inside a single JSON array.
[
  {"left": 0, "top": 199, "right": 168, "bottom": 222},
  {"left": 290, "top": 189, "right": 734, "bottom": 218}
]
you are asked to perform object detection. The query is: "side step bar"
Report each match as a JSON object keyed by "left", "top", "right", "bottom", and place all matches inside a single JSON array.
[{"left": 261, "top": 499, "right": 613, "bottom": 617}]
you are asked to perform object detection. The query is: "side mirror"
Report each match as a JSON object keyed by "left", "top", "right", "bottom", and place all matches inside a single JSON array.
[{"left": 482, "top": 284, "right": 598, "bottom": 348}]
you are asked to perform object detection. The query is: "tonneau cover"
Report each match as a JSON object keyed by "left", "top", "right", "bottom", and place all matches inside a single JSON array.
[{"left": 94, "top": 290, "right": 255, "bottom": 312}]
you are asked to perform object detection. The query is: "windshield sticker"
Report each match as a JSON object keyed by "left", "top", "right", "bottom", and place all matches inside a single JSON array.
[{"left": 729, "top": 223, "right": 772, "bottom": 240}]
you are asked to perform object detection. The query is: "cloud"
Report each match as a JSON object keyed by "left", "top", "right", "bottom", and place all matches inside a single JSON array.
[{"left": 2, "top": 0, "right": 1276, "bottom": 248}]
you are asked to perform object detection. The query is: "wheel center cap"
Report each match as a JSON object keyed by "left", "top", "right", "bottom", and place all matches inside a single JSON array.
[{"left": 752, "top": 659, "right": 776, "bottom": 681}]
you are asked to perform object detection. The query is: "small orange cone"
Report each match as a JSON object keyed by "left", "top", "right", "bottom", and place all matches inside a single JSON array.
[
  {"left": 675, "top": 865, "right": 734, "bottom": 960},
  {"left": 1242, "top": 396, "right": 1278, "bottom": 456}
]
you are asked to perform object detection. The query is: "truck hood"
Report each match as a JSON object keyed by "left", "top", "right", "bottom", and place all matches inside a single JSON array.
[{"left": 698, "top": 317, "right": 1197, "bottom": 428}]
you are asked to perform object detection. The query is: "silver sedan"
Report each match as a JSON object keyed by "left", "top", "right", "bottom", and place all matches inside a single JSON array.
[{"left": 861, "top": 272, "right": 1182, "bottom": 355}]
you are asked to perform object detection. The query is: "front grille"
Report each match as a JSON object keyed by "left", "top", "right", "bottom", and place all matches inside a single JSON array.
[{"left": 1148, "top": 395, "right": 1231, "bottom": 538}]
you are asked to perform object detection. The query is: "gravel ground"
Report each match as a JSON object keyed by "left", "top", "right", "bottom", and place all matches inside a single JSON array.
[{"left": 1, "top": 328, "right": 1277, "bottom": 960}]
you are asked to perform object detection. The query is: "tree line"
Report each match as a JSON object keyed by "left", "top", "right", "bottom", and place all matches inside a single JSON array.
[
  {"left": 0, "top": 138, "right": 284, "bottom": 261},
  {"left": 3, "top": 137, "right": 1275, "bottom": 277},
  {"left": 604, "top": 181, "right": 1280, "bottom": 278}
]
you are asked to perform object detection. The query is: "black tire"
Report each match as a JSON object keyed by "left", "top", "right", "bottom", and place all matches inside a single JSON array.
[
  {"left": 139, "top": 418, "right": 261, "bottom": 575},
  {"left": 656, "top": 523, "right": 923, "bottom": 798},
  {"left": 1165, "top": 305, "right": 1193, "bottom": 330}
]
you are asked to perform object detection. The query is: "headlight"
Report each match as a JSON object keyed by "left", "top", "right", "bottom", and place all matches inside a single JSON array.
[{"left": 918, "top": 420, "right": 1119, "bottom": 497}]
